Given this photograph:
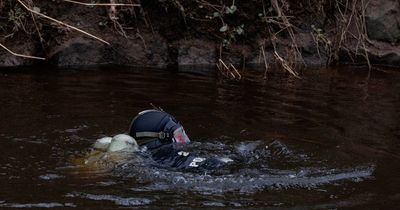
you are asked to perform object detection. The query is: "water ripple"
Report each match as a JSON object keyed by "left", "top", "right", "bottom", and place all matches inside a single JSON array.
[{"left": 66, "top": 192, "right": 153, "bottom": 206}]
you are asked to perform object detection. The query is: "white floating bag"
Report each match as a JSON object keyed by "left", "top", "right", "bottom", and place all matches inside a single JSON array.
[
  {"left": 107, "top": 134, "right": 139, "bottom": 152},
  {"left": 93, "top": 137, "right": 112, "bottom": 151}
]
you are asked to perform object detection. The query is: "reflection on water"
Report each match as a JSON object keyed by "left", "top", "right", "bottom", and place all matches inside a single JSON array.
[{"left": 0, "top": 66, "right": 399, "bottom": 208}]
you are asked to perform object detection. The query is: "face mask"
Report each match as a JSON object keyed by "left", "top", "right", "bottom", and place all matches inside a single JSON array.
[{"left": 172, "top": 126, "right": 190, "bottom": 144}]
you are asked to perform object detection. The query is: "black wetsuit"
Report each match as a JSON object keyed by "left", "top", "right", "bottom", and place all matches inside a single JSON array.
[{"left": 140, "top": 139, "right": 229, "bottom": 171}]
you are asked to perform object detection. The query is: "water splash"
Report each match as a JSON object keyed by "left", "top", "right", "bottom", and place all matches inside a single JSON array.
[
  {"left": 66, "top": 192, "right": 153, "bottom": 206},
  {"left": 109, "top": 140, "right": 375, "bottom": 194},
  {"left": 0, "top": 202, "right": 76, "bottom": 208}
]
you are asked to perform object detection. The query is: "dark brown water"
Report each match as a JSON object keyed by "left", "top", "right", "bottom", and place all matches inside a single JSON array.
[{"left": 0, "top": 66, "right": 399, "bottom": 209}]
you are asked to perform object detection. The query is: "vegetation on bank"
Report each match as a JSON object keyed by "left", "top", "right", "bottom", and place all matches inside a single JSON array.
[{"left": 0, "top": 0, "right": 397, "bottom": 77}]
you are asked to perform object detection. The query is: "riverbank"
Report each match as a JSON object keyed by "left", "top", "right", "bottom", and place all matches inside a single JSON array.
[{"left": 0, "top": 0, "right": 399, "bottom": 70}]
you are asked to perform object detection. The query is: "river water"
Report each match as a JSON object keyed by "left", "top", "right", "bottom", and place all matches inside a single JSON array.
[{"left": 0, "top": 66, "right": 399, "bottom": 209}]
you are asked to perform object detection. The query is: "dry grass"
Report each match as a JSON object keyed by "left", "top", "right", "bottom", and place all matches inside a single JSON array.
[
  {"left": 335, "top": 0, "right": 372, "bottom": 68},
  {"left": 313, "top": 0, "right": 371, "bottom": 68},
  {"left": 263, "top": 0, "right": 373, "bottom": 78},
  {"left": 259, "top": 0, "right": 303, "bottom": 78}
]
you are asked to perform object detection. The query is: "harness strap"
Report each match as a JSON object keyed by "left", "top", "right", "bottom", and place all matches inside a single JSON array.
[{"left": 136, "top": 131, "right": 166, "bottom": 139}]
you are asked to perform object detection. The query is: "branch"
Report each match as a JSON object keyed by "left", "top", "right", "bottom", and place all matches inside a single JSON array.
[
  {"left": 62, "top": 0, "right": 140, "bottom": 7},
  {"left": 0, "top": 43, "right": 45, "bottom": 60},
  {"left": 16, "top": 0, "right": 110, "bottom": 45}
]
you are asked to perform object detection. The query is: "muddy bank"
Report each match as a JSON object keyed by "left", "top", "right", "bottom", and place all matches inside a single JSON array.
[{"left": 0, "top": 0, "right": 399, "bottom": 68}]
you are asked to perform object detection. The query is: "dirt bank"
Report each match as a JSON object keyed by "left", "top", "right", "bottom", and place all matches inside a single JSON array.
[{"left": 0, "top": 0, "right": 399, "bottom": 70}]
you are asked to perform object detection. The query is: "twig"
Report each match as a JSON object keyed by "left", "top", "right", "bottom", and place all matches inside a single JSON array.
[
  {"left": 108, "top": 0, "right": 127, "bottom": 37},
  {"left": 333, "top": 0, "right": 371, "bottom": 68},
  {"left": 310, "top": 32, "right": 322, "bottom": 61},
  {"left": 229, "top": 63, "right": 242, "bottom": 80},
  {"left": 0, "top": 42, "right": 45, "bottom": 60},
  {"left": 216, "top": 59, "right": 242, "bottom": 80},
  {"left": 271, "top": 0, "right": 304, "bottom": 64},
  {"left": 270, "top": 34, "right": 299, "bottom": 78},
  {"left": 29, "top": 8, "right": 45, "bottom": 50},
  {"left": 218, "top": 58, "right": 229, "bottom": 69},
  {"left": 149, "top": 103, "right": 163, "bottom": 111},
  {"left": 359, "top": 0, "right": 371, "bottom": 69},
  {"left": 16, "top": 0, "right": 110, "bottom": 45},
  {"left": 260, "top": 42, "right": 268, "bottom": 79},
  {"left": 135, "top": 29, "right": 147, "bottom": 50},
  {"left": 62, "top": 0, "right": 140, "bottom": 7},
  {"left": 218, "top": 59, "right": 235, "bottom": 78},
  {"left": 273, "top": 50, "right": 299, "bottom": 77}
]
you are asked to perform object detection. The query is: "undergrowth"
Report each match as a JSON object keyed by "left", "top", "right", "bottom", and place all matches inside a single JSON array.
[{"left": 0, "top": 0, "right": 372, "bottom": 78}]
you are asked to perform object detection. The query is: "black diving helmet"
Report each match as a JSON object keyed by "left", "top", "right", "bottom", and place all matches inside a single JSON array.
[{"left": 128, "top": 109, "right": 190, "bottom": 144}]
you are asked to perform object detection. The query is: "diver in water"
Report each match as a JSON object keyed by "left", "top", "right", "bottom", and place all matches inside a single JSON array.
[
  {"left": 127, "top": 109, "right": 233, "bottom": 170},
  {"left": 89, "top": 109, "right": 232, "bottom": 171}
]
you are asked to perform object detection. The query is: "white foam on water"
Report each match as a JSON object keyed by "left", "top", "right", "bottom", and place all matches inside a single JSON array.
[
  {"left": 0, "top": 202, "right": 76, "bottom": 208},
  {"left": 66, "top": 192, "right": 153, "bottom": 206}
]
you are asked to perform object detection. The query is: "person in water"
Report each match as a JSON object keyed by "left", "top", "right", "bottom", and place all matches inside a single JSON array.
[
  {"left": 90, "top": 109, "right": 232, "bottom": 171},
  {"left": 127, "top": 109, "right": 233, "bottom": 170}
]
